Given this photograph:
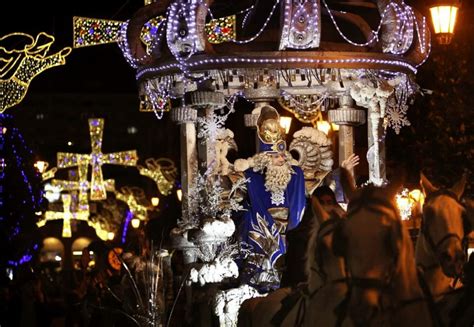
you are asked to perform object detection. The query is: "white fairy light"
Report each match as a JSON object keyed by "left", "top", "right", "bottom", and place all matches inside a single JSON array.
[{"left": 136, "top": 56, "right": 417, "bottom": 79}]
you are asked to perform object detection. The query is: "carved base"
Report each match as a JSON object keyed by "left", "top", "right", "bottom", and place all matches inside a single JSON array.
[
  {"left": 171, "top": 106, "right": 198, "bottom": 123},
  {"left": 328, "top": 108, "right": 365, "bottom": 126},
  {"left": 185, "top": 91, "right": 225, "bottom": 108},
  {"left": 244, "top": 113, "right": 259, "bottom": 127}
]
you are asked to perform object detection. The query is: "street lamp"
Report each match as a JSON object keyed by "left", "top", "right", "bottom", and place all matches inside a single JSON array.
[
  {"left": 430, "top": 0, "right": 461, "bottom": 45},
  {"left": 151, "top": 197, "right": 160, "bottom": 206},
  {"left": 34, "top": 160, "right": 49, "bottom": 173},
  {"left": 131, "top": 218, "right": 141, "bottom": 229}
]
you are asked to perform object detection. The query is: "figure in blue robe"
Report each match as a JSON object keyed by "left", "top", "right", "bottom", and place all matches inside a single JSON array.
[{"left": 235, "top": 106, "right": 307, "bottom": 290}]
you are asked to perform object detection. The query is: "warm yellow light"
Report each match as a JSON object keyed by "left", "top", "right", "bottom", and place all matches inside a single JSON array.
[
  {"left": 279, "top": 116, "right": 292, "bottom": 134},
  {"left": 0, "top": 32, "right": 72, "bottom": 113},
  {"left": 151, "top": 197, "right": 160, "bottom": 206},
  {"left": 331, "top": 123, "right": 340, "bottom": 132},
  {"left": 138, "top": 158, "right": 177, "bottom": 196},
  {"left": 176, "top": 189, "right": 183, "bottom": 202},
  {"left": 107, "top": 232, "right": 115, "bottom": 240},
  {"left": 57, "top": 119, "right": 138, "bottom": 201},
  {"left": 131, "top": 218, "right": 141, "bottom": 229},
  {"left": 409, "top": 189, "right": 424, "bottom": 203},
  {"left": 430, "top": 4, "right": 459, "bottom": 44},
  {"left": 2, "top": 127, "right": 6, "bottom": 134},
  {"left": 34, "top": 161, "right": 49, "bottom": 173},
  {"left": 316, "top": 120, "right": 331, "bottom": 135},
  {"left": 396, "top": 192, "right": 414, "bottom": 221}
]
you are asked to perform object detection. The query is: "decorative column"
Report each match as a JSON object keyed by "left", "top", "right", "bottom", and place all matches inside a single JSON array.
[
  {"left": 328, "top": 95, "right": 365, "bottom": 176},
  {"left": 243, "top": 86, "right": 280, "bottom": 152},
  {"left": 367, "top": 101, "right": 386, "bottom": 186},
  {"left": 170, "top": 93, "right": 198, "bottom": 233},
  {"left": 170, "top": 89, "right": 199, "bottom": 326},
  {"left": 185, "top": 83, "right": 225, "bottom": 174}
]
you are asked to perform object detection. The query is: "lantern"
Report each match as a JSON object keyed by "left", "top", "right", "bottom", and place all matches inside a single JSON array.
[{"left": 430, "top": 0, "right": 461, "bottom": 44}]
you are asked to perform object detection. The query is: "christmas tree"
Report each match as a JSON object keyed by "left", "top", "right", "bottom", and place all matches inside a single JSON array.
[{"left": 0, "top": 113, "right": 43, "bottom": 269}]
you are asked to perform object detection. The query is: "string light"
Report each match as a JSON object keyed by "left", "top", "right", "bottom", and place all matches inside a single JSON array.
[
  {"left": 115, "top": 187, "right": 150, "bottom": 221},
  {"left": 205, "top": 15, "right": 236, "bottom": 44},
  {"left": 121, "top": 210, "right": 134, "bottom": 244},
  {"left": 73, "top": 17, "right": 123, "bottom": 48},
  {"left": 57, "top": 118, "right": 138, "bottom": 201},
  {"left": 138, "top": 158, "right": 177, "bottom": 196},
  {"left": 137, "top": 56, "right": 417, "bottom": 79},
  {"left": 280, "top": 0, "right": 320, "bottom": 49},
  {"left": 41, "top": 194, "right": 89, "bottom": 238},
  {"left": 0, "top": 32, "right": 71, "bottom": 112}
]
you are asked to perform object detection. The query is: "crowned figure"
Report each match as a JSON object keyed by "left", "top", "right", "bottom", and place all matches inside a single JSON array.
[{"left": 235, "top": 106, "right": 306, "bottom": 290}]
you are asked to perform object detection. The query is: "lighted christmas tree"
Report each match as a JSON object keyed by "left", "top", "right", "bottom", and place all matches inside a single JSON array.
[{"left": 0, "top": 114, "right": 43, "bottom": 268}]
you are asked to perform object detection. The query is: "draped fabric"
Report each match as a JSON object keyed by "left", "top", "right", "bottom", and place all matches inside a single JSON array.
[{"left": 239, "top": 165, "right": 306, "bottom": 267}]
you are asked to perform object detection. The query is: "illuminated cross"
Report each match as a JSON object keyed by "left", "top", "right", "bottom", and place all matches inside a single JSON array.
[
  {"left": 57, "top": 118, "right": 138, "bottom": 200},
  {"left": 52, "top": 166, "right": 116, "bottom": 212},
  {"left": 39, "top": 194, "right": 89, "bottom": 238}
]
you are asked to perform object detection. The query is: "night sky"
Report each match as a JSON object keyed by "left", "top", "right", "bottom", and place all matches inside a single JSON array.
[{"left": 1, "top": 0, "right": 473, "bottom": 195}]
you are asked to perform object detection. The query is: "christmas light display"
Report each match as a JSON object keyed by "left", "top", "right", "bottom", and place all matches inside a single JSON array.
[
  {"left": 52, "top": 166, "right": 116, "bottom": 212},
  {"left": 115, "top": 186, "right": 150, "bottom": 222},
  {"left": 205, "top": 15, "right": 236, "bottom": 44},
  {"left": 57, "top": 118, "right": 138, "bottom": 201},
  {"left": 73, "top": 17, "right": 124, "bottom": 48},
  {"left": 138, "top": 158, "right": 177, "bottom": 196},
  {"left": 140, "top": 16, "right": 165, "bottom": 53},
  {"left": 0, "top": 32, "right": 71, "bottom": 112},
  {"left": 41, "top": 194, "right": 89, "bottom": 238},
  {"left": 121, "top": 210, "right": 134, "bottom": 244}
]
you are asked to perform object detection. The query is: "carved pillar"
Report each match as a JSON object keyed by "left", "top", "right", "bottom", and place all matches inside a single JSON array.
[
  {"left": 170, "top": 99, "right": 198, "bottom": 326},
  {"left": 367, "top": 102, "right": 386, "bottom": 186},
  {"left": 243, "top": 86, "right": 280, "bottom": 152},
  {"left": 171, "top": 102, "right": 198, "bottom": 227},
  {"left": 185, "top": 87, "right": 225, "bottom": 174},
  {"left": 328, "top": 95, "right": 365, "bottom": 176}
]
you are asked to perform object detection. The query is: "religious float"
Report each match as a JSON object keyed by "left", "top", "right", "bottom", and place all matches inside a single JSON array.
[{"left": 71, "top": 0, "right": 432, "bottom": 325}]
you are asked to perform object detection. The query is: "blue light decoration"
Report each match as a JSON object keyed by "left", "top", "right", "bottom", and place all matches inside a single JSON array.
[
  {"left": 0, "top": 113, "right": 43, "bottom": 268},
  {"left": 121, "top": 210, "right": 134, "bottom": 244}
]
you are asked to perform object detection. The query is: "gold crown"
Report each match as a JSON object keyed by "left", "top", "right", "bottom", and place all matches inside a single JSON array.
[{"left": 257, "top": 106, "right": 285, "bottom": 144}]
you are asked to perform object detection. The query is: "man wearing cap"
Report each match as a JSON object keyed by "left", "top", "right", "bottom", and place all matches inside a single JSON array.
[{"left": 234, "top": 106, "right": 306, "bottom": 290}]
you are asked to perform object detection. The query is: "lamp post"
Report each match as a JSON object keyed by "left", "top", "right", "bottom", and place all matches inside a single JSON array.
[{"left": 430, "top": 0, "right": 461, "bottom": 45}]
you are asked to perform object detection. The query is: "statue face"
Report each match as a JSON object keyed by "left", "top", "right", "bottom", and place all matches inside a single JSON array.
[
  {"left": 269, "top": 153, "right": 286, "bottom": 167},
  {"left": 259, "top": 119, "right": 283, "bottom": 143}
]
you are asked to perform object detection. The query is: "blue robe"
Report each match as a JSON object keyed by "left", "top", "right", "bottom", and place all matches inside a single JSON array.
[{"left": 239, "top": 165, "right": 306, "bottom": 267}]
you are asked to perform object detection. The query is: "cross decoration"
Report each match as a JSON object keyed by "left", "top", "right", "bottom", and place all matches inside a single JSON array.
[
  {"left": 52, "top": 166, "right": 116, "bottom": 212},
  {"left": 41, "top": 194, "right": 89, "bottom": 238},
  {"left": 57, "top": 118, "right": 138, "bottom": 200}
]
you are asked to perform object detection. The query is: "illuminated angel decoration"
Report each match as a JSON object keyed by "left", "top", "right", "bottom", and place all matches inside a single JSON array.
[
  {"left": 138, "top": 158, "right": 177, "bottom": 196},
  {"left": 0, "top": 32, "right": 71, "bottom": 112},
  {"left": 115, "top": 186, "right": 152, "bottom": 222}
]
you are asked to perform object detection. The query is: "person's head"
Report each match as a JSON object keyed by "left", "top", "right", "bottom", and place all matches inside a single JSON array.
[
  {"left": 313, "top": 186, "right": 337, "bottom": 206},
  {"left": 312, "top": 185, "right": 345, "bottom": 216},
  {"left": 269, "top": 152, "right": 287, "bottom": 167},
  {"left": 251, "top": 151, "right": 294, "bottom": 193}
]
